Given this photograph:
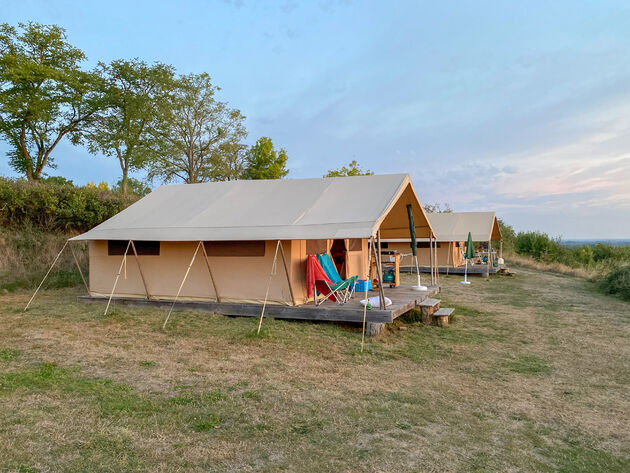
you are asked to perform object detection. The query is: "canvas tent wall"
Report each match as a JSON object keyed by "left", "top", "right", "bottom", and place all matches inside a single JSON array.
[
  {"left": 383, "top": 240, "right": 463, "bottom": 267},
  {"left": 71, "top": 174, "right": 434, "bottom": 305},
  {"left": 382, "top": 212, "right": 502, "bottom": 268}
]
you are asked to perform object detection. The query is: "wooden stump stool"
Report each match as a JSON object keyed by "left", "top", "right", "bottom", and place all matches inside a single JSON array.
[{"left": 432, "top": 308, "right": 454, "bottom": 327}]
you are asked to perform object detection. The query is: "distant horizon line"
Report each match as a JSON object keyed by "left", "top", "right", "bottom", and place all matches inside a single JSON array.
[{"left": 560, "top": 238, "right": 630, "bottom": 243}]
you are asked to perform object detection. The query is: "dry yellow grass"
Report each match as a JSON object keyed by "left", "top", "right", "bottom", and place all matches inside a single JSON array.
[
  {"left": 504, "top": 252, "right": 595, "bottom": 279},
  {"left": 0, "top": 265, "right": 629, "bottom": 472}
]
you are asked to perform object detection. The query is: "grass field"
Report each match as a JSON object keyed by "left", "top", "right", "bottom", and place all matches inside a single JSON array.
[{"left": 1, "top": 266, "right": 629, "bottom": 472}]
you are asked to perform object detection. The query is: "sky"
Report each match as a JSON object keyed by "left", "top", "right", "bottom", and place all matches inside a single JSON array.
[{"left": 1, "top": 0, "right": 630, "bottom": 238}]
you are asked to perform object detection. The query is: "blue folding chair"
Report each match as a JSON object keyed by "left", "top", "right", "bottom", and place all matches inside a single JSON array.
[{"left": 317, "top": 253, "right": 358, "bottom": 299}]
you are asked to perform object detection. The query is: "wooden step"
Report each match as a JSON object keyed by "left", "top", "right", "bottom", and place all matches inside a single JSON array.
[
  {"left": 418, "top": 298, "right": 440, "bottom": 308},
  {"left": 419, "top": 298, "right": 441, "bottom": 324},
  {"left": 433, "top": 307, "right": 454, "bottom": 327}
]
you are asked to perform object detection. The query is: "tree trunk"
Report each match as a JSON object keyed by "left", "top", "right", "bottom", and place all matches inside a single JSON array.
[{"left": 122, "top": 167, "right": 128, "bottom": 197}]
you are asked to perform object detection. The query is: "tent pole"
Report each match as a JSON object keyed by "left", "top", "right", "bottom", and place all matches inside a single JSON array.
[
  {"left": 130, "top": 240, "right": 151, "bottom": 300},
  {"left": 446, "top": 242, "right": 451, "bottom": 276},
  {"left": 361, "top": 237, "right": 371, "bottom": 351},
  {"left": 371, "top": 234, "right": 386, "bottom": 310},
  {"left": 376, "top": 231, "right": 386, "bottom": 310},
  {"left": 163, "top": 241, "right": 202, "bottom": 329},
  {"left": 435, "top": 237, "right": 439, "bottom": 283},
  {"left": 435, "top": 236, "right": 439, "bottom": 284},
  {"left": 429, "top": 236, "right": 434, "bottom": 286},
  {"left": 430, "top": 236, "right": 434, "bottom": 286},
  {"left": 104, "top": 240, "right": 131, "bottom": 316},
  {"left": 24, "top": 240, "right": 69, "bottom": 311},
  {"left": 277, "top": 241, "right": 296, "bottom": 306},
  {"left": 200, "top": 242, "right": 221, "bottom": 302},
  {"left": 69, "top": 242, "right": 89, "bottom": 294},
  {"left": 257, "top": 240, "right": 281, "bottom": 334},
  {"left": 487, "top": 239, "right": 491, "bottom": 276},
  {"left": 434, "top": 237, "right": 438, "bottom": 284}
]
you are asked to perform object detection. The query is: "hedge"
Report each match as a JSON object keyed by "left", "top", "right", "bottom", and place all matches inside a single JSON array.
[{"left": 0, "top": 178, "right": 136, "bottom": 232}]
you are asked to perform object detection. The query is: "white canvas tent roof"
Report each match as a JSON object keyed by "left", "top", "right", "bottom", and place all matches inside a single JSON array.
[
  {"left": 383, "top": 212, "right": 502, "bottom": 243},
  {"left": 71, "top": 174, "right": 432, "bottom": 241}
]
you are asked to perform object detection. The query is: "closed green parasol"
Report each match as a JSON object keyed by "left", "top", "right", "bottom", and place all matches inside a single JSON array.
[
  {"left": 465, "top": 232, "right": 475, "bottom": 259},
  {"left": 406, "top": 204, "right": 417, "bottom": 256},
  {"left": 461, "top": 231, "right": 474, "bottom": 285},
  {"left": 406, "top": 204, "right": 427, "bottom": 290}
]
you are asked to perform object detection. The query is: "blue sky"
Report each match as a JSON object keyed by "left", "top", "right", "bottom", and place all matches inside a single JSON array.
[{"left": 2, "top": 0, "right": 630, "bottom": 238}]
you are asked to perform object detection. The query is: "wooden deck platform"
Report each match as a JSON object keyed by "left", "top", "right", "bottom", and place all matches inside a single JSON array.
[
  {"left": 78, "top": 284, "right": 440, "bottom": 324},
  {"left": 400, "top": 265, "right": 503, "bottom": 277}
]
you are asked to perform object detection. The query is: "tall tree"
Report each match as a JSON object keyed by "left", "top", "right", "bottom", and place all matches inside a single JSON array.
[
  {"left": 423, "top": 202, "right": 452, "bottom": 213},
  {"left": 0, "top": 22, "right": 104, "bottom": 180},
  {"left": 209, "top": 142, "right": 248, "bottom": 181},
  {"left": 148, "top": 73, "right": 247, "bottom": 184},
  {"left": 111, "top": 177, "right": 151, "bottom": 197},
  {"left": 87, "top": 59, "right": 174, "bottom": 196},
  {"left": 324, "top": 160, "right": 373, "bottom": 177},
  {"left": 242, "top": 137, "right": 289, "bottom": 180}
]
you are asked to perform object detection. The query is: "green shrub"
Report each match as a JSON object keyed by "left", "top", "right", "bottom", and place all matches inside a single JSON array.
[
  {"left": 515, "top": 231, "right": 565, "bottom": 262},
  {"left": 0, "top": 177, "right": 136, "bottom": 232},
  {"left": 600, "top": 266, "right": 630, "bottom": 301},
  {"left": 497, "top": 218, "right": 516, "bottom": 253}
]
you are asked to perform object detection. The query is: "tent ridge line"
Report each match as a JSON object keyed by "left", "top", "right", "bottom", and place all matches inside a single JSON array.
[{"left": 75, "top": 221, "right": 383, "bottom": 232}]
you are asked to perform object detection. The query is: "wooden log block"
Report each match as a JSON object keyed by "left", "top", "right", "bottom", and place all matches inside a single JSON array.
[
  {"left": 435, "top": 315, "right": 448, "bottom": 327},
  {"left": 367, "top": 322, "right": 385, "bottom": 336},
  {"left": 433, "top": 308, "right": 454, "bottom": 327},
  {"left": 419, "top": 298, "right": 440, "bottom": 324}
]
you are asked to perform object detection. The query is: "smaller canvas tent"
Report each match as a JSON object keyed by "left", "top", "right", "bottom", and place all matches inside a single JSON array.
[
  {"left": 383, "top": 212, "right": 502, "bottom": 268},
  {"left": 67, "top": 174, "right": 435, "bottom": 307}
]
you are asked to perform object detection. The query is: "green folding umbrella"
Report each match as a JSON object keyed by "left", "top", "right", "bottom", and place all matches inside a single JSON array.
[
  {"left": 461, "top": 231, "right": 474, "bottom": 285},
  {"left": 465, "top": 232, "right": 475, "bottom": 259}
]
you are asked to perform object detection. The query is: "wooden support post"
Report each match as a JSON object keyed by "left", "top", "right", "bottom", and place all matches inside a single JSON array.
[
  {"left": 130, "top": 240, "right": 151, "bottom": 300},
  {"left": 277, "top": 241, "right": 296, "bottom": 306},
  {"left": 104, "top": 240, "right": 131, "bottom": 316},
  {"left": 376, "top": 231, "right": 386, "bottom": 309},
  {"left": 200, "top": 242, "right": 220, "bottom": 302},
  {"left": 500, "top": 239, "right": 503, "bottom": 259},
  {"left": 435, "top": 236, "right": 439, "bottom": 284},
  {"left": 371, "top": 235, "right": 386, "bottom": 310},
  {"left": 434, "top": 237, "right": 437, "bottom": 284},
  {"left": 361, "top": 239, "right": 371, "bottom": 352},
  {"left": 429, "top": 236, "right": 434, "bottom": 286},
  {"left": 24, "top": 240, "right": 69, "bottom": 311},
  {"left": 162, "top": 241, "right": 202, "bottom": 329},
  {"left": 432, "top": 236, "right": 436, "bottom": 285},
  {"left": 431, "top": 236, "right": 435, "bottom": 284},
  {"left": 69, "top": 242, "right": 89, "bottom": 294},
  {"left": 487, "top": 239, "right": 491, "bottom": 276}
]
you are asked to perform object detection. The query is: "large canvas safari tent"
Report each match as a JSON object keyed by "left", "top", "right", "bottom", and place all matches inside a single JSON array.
[
  {"left": 68, "top": 174, "right": 435, "bottom": 307},
  {"left": 383, "top": 211, "right": 502, "bottom": 270}
]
